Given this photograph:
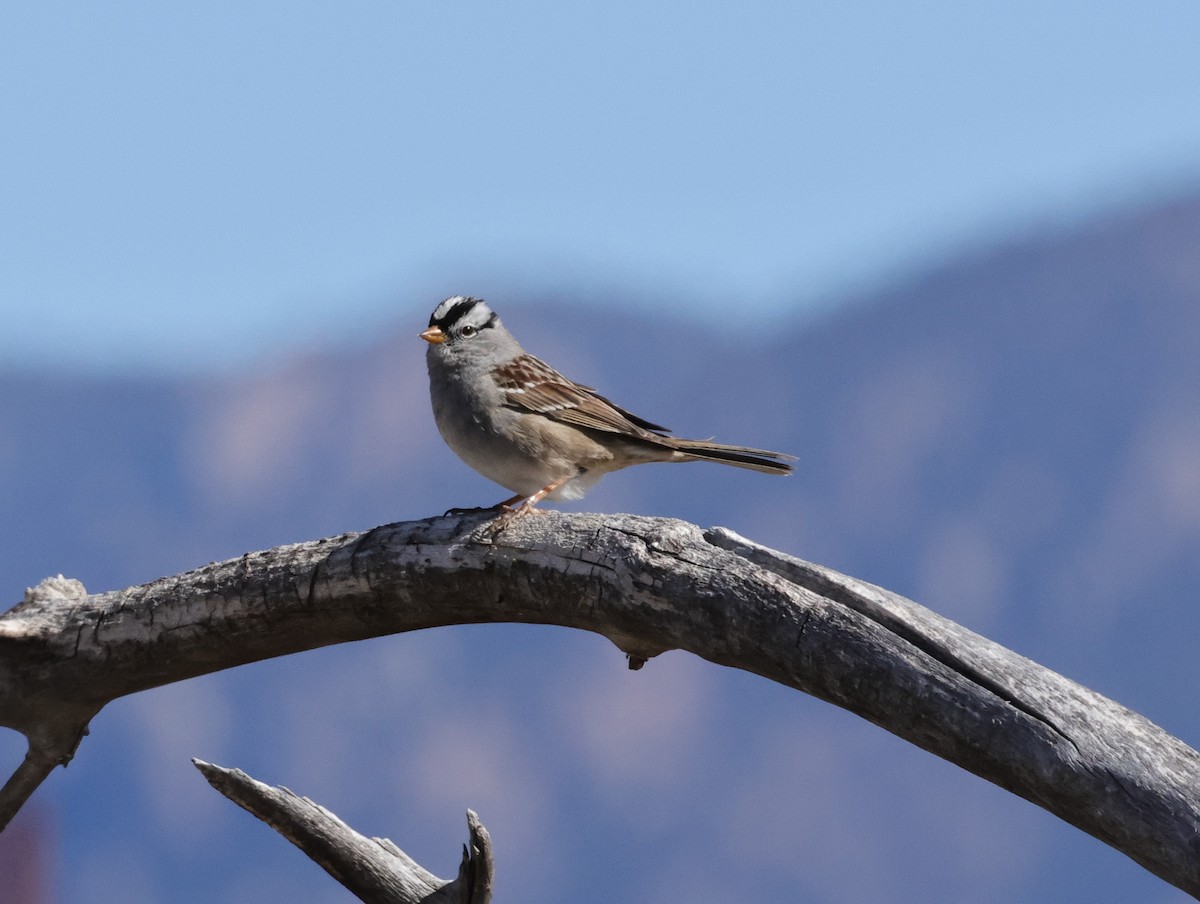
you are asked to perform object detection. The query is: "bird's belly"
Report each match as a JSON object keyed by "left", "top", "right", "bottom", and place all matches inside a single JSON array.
[{"left": 433, "top": 405, "right": 561, "bottom": 496}]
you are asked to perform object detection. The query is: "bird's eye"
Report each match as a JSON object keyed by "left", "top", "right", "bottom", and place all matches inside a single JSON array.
[{"left": 460, "top": 324, "right": 477, "bottom": 337}]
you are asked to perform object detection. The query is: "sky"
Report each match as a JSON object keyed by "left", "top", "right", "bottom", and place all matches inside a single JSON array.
[{"left": 4, "top": 2, "right": 1200, "bottom": 373}]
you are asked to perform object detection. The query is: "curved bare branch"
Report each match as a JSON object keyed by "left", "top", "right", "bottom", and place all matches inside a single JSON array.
[{"left": 1, "top": 512, "right": 1198, "bottom": 897}]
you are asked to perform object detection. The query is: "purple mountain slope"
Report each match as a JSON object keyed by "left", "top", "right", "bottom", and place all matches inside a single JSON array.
[{"left": 2, "top": 192, "right": 1199, "bottom": 903}]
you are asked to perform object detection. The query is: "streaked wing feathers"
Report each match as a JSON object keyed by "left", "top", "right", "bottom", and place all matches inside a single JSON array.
[{"left": 494, "top": 354, "right": 671, "bottom": 437}]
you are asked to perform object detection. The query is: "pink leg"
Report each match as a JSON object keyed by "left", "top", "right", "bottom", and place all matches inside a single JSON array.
[{"left": 499, "top": 475, "right": 573, "bottom": 520}]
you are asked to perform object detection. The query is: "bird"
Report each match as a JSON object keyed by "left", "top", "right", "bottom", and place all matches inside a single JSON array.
[{"left": 420, "top": 295, "right": 794, "bottom": 517}]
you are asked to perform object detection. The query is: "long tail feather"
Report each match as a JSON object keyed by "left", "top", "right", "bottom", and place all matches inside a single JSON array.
[{"left": 669, "top": 439, "right": 795, "bottom": 475}]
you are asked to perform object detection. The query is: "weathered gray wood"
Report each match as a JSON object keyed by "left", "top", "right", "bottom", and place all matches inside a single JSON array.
[
  {"left": 1, "top": 512, "right": 1198, "bottom": 897},
  {"left": 193, "top": 759, "right": 492, "bottom": 904}
]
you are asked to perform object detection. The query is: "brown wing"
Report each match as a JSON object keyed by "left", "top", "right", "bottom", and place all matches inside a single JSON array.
[{"left": 493, "top": 354, "right": 672, "bottom": 437}]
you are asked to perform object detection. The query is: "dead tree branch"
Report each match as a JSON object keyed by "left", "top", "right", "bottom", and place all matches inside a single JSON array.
[
  {"left": 193, "top": 759, "right": 492, "bottom": 904},
  {"left": 1, "top": 512, "right": 1198, "bottom": 897}
]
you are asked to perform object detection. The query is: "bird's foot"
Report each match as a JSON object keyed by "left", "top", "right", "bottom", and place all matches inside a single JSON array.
[{"left": 495, "top": 498, "right": 546, "bottom": 523}]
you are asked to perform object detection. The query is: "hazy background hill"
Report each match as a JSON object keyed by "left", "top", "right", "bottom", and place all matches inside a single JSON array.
[{"left": 3, "top": 190, "right": 1199, "bottom": 902}]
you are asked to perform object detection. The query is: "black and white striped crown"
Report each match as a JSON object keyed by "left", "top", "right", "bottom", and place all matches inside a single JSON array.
[{"left": 428, "top": 296, "right": 498, "bottom": 332}]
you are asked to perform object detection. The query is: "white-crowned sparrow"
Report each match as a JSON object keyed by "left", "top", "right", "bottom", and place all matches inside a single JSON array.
[{"left": 421, "top": 296, "right": 794, "bottom": 515}]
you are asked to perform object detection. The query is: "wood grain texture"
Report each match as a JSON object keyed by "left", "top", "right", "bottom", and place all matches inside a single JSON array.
[{"left": 193, "top": 759, "right": 492, "bottom": 904}]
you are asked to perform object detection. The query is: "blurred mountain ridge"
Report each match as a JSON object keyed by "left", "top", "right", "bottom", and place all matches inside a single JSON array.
[{"left": 2, "top": 188, "right": 1200, "bottom": 903}]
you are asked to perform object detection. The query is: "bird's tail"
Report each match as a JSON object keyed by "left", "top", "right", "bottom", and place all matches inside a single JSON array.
[{"left": 668, "top": 438, "right": 795, "bottom": 475}]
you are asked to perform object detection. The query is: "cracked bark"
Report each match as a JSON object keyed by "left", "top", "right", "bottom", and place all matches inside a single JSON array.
[{"left": 0, "top": 512, "right": 1198, "bottom": 898}]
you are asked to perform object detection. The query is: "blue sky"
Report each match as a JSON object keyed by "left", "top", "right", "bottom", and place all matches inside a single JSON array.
[{"left": 3, "top": 2, "right": 1200, "bottom": 372}]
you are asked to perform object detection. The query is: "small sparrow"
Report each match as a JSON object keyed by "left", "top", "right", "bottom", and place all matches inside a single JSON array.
[{"left": 421, "top": 296, "right": 794, "bottom": 516}]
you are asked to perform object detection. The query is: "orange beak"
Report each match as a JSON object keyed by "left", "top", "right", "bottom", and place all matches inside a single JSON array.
[{"left": 419, "top": 326, "right": 446, "bottom": 345}]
